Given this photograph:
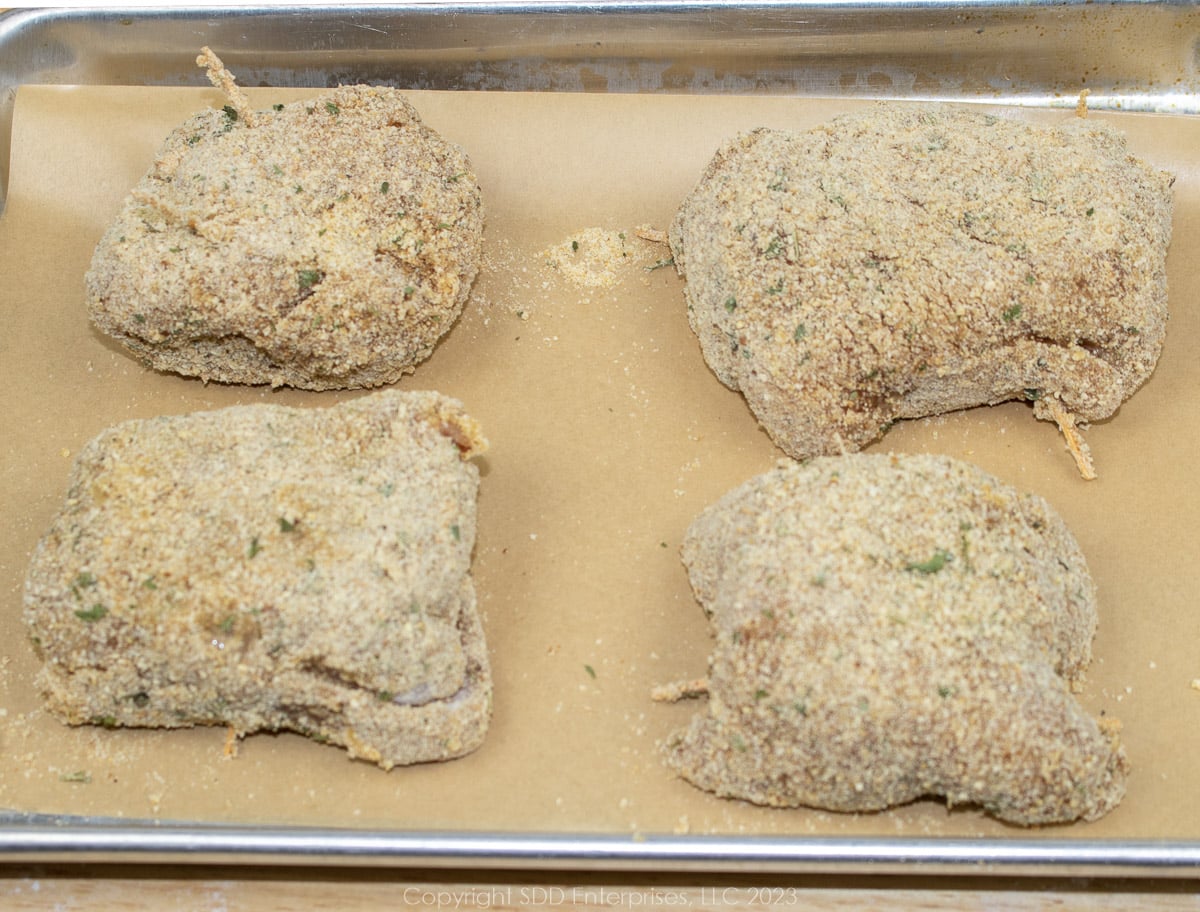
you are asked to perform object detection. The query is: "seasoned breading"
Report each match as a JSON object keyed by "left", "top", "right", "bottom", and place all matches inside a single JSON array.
[
  {"left": 86, "top": 50, "right": 484, "bottom": 390},
  {"left": 23, "top": 391, "right": 491, "bottom": 768},
  {"left": 662, "top": 454, "right": 1127, "bottom": 825},
  {"left": 669, "top": 103, "right": 1174, "bottom": 477}
]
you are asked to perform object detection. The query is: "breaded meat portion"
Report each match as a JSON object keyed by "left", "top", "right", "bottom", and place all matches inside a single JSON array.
[
  {"left": 86, "top": 50, "right": 484, "bottom": 390},
  {"left": 23, "top": 390, "right": 491, "bottom": 768},
  {"left": 669, "top": 103, "right": 1173, "bottom": 478},
  {"left": 661, "top": 454, "right": 1127, "bottom": 825}
]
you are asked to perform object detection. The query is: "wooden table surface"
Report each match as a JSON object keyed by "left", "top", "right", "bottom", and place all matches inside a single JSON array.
[{"left": 2, "top": 868, "right": 1198, "bottom": 910}]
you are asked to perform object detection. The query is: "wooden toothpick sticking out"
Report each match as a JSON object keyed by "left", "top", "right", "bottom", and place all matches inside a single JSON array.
[
  {"left": 197, "top": 46, "right": 256, "bottom": 127},
  {"left": 651, "top": 678, "right": 710, "bottom": 703},
  {"left": 1076, "top": 89, "right": 1091, "bottom": 119},
  {"left": 1047, "top": 397, "right": 1097, "bottom": 480},
  {"left": 635, "top": 225, "right": 669, "bottom": 245},
  {"left": 222, "top": 724, "right": 241, "bottom": 758}
]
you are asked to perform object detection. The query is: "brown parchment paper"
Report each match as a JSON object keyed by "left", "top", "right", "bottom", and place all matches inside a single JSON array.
[{"left": 2, "top": 85, "right": 1199, "bottom": 842}]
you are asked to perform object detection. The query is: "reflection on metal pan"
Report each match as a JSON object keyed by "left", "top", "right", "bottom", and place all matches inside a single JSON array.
[
  {"left": 2, "top": 817, "right": 1200, "bottom": 876},
  {"left": 0, "top": 2, "right": 1198, "bottom": 212}
]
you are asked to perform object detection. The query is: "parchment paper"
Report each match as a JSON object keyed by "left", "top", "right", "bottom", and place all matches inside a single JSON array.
[{"left": 2, "top": 85, "right": 1198, "bottom": 841}]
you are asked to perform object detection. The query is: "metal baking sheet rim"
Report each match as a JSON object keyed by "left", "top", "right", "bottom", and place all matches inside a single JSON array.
[
  {"left": 2, "top": 823, "right": 1200, "bottom": 877},
  {"left": 3, "top": 1, "right": 1200, "bottom": 878}
]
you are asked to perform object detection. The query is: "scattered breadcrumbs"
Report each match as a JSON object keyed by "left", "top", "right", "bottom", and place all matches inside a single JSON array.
[{"left": 541, "top": 227, "right": 666, "bottom": 288}]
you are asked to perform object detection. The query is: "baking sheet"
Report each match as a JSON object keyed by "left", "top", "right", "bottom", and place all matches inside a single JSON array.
[{"left": 1, "top": 83, "right": 1199, "bottom": 850}]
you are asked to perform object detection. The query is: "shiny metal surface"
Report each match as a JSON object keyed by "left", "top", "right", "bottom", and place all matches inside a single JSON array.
[
  {"left": 0, "top": 2, "right": 1198, "bottom": 210},
  {"left": 2, "top": 2, "right": 1199, "bottom": 875},
  {"left": 2, "top": 820, "right": 1200, "bottom": 877}
]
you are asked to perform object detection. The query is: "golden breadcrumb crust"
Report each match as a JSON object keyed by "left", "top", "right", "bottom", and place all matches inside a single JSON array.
[
  {"left": 670, "top": 103, "right": 1173, "bottom": 477},
  {"left": 23, "top": 390, "right": 491, "bottom": 768},
  {"left": 662, "top": 453, "right": 1126, "bottom": 825},
  {"left": 87, "top": 61, "right": 483, "bottom": 390}
]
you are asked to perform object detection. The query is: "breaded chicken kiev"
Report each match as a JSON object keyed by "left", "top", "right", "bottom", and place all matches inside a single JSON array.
[
  {"left": 669, "top": 103, "right": 1174, "bottom": 478},
  {"left": 86, "top": 49, "right": 484, "bottom": 390},
  {"left": 24, "top": 390, "right": 491, "bottom": 768},
  {"left": 659, "top": 453, "right": 1127, "bottom": 825}
]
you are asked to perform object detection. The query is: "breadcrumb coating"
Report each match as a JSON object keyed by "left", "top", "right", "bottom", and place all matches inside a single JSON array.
[
  {"left": 23, "top": 390, "right": 491, "bottom": 768},
  {"left": 669, "top": 103, "right": 1173, "bottom": 477},
  {"left": 662, "top": 453, "right": 1127, "bottom": 825},
  {"left": 87, "top": 50, "right": 484, "bottom": 390}
]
